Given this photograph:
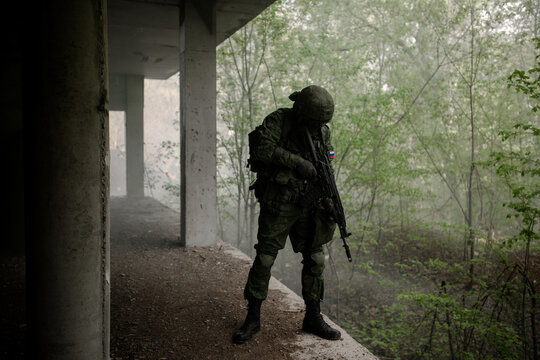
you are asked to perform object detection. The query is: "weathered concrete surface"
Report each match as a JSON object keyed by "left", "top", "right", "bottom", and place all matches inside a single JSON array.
[
  {"left": 125, "top": 74, "right": 145, "bottom": 198},
  {"left": 107, "top": 0, "right": 278, "bottom": 79},
  {"left": 179, "top": 1, "right": 217, "bottom": 247},
  {"left": 24, "top": 1, "right": 110, "bottom": 359},
  {"left": 108, "top": 0, "right": 180, "bottom": 79},
  {"left": 221, "top": 241, "right": 379, "bottom": 360}
]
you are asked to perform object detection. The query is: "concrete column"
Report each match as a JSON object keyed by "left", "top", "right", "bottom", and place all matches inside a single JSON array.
[
  {"left": 109, "top": 74, "right": 126, "bottom": 111},
  {"left": 179, "top": 1, "right": 217, "bottom": 247},
  {"left": 24, "top": 1, "right": 110, "bottom": 359},
  {"left": 126, "top": 74, "right": 145, "bottom": 197}
]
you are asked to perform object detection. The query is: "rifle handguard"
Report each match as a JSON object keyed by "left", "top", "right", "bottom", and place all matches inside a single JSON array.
[{"left": 305, "top": 128, "right": 353, "bottom": 263}]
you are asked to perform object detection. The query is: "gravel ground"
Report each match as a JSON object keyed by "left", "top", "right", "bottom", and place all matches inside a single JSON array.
[{"left": 109, "top": 196, "right": 304, "bottom": 360}]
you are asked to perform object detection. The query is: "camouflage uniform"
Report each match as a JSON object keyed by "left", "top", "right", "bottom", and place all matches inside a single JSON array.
[
  {"left": 233, "top": 85, "right": 341, "bottom": 344},
  {"left": 244, "top": 107, "right": 336, "bottom": 302}
]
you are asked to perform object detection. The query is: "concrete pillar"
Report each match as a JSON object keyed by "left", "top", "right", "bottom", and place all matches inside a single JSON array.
[
  {"left": 179, "top": 1, "right": 217, "bottom": 247},
  {"left": 109, "top": 74, "right": 127, "bottom": 111},
  {"left": 24, "top": 1, "right": 110, "bottom": 359},
  {"left": 125, "top": 74, "right": 145, "bottom": 197}
]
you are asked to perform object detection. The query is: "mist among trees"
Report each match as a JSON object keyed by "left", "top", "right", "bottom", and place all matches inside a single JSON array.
[{"left": 142, "top": 0, "right": 539, "bottom": 358}]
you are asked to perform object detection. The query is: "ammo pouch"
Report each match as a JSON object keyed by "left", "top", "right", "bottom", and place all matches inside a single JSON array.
[
  {"left": 260, "top": 168, "right": 323, "bottom": 214},
  {"left": 298, "top": 183, "right": 322, "bottom": 208},
  {"left": 259, "top": 169, "right": 296, "bottom": 214},
  {"left": 260, "top": 185, "right": 297, "bottom": 215}
]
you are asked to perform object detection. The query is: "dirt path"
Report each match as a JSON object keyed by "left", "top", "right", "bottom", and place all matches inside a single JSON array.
[{"left": 110, "top": 197, "right": 304, "bottom": 360}]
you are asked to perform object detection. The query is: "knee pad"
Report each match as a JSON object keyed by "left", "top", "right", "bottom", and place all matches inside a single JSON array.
[
  {"left": 309, "top": 251, "right": 325, "bottom": 276},
  {"left": 257, "top": 252, "right": 277, "bottom": 269}
]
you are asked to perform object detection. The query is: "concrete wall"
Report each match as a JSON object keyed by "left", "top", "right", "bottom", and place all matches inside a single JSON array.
[
  {"left": 24, "top": 1, "right": 110, "bottom": 359},
  {"left": 1, "top": 8, "right": 24, "bottom": 258}
]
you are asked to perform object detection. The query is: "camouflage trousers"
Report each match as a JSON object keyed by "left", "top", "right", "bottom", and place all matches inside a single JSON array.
[{"left": 243, "top": 203, "right": 336, "bottom": 302}]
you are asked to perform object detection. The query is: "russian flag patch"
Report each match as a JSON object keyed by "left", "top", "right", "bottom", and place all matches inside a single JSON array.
[{"left": 329, "top": 151, "right": 335, "bottom": 159}]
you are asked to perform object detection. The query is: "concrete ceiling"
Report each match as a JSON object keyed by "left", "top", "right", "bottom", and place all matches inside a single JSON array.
[{"left": 108, "top": 0, "right": 276, "bottom": 79}]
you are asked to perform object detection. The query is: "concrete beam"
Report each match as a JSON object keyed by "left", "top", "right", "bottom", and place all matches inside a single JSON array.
[
  {"left": 215, "top": 0, "right": 276, "bottom": 44},
  {"left": 24, "top": 1, "right": 110, "bottom": 359},
  {"left": 179, "top": 1, "right": 217, "bottom": 247},
  {"left": 125, "top": 74, "right": 145, "bottom": 198},
  {"left": 108, "top": 0, "right": 180, "bottom": 79},
  {"left": 107, "top": 0, "right": 276, "bottom": 79}
]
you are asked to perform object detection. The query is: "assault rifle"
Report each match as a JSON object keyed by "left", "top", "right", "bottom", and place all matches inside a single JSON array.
[{"left": 305, "top": 128, "right": 352, "bottom": 262}]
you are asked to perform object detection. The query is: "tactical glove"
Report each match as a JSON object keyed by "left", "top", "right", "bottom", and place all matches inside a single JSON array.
[
  {"left": 272, "top": 147, "right": 317, "bottom": 178},
  {"left": 316, "top": 197, "right": 334, "bottom": 219},
  {"left": 295, "top": 157, "right": 317, "bottom": 178},
  {"left": 322, "top": 197, "right": 334, "bottom": 212}
]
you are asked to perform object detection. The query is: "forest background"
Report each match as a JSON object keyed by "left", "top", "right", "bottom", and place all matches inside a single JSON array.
[{"left": 109, "top": 0, "right": 540, "bottom": 358}]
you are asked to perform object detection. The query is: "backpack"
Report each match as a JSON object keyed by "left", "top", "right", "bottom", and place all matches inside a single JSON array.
[
  {"left": 247, "top": 110, "right": 293, "bottom": 200},
  {"left": 247, "top": 124, "right": 266, "bottom": 174}
]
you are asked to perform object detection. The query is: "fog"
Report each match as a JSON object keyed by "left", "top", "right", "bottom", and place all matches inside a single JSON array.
[{"left": 110, "top": 74, "right": 181, "bottom": 211}]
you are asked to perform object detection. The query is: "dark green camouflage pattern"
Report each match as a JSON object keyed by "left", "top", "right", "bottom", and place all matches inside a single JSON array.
[
  {"left": 292, "top": 85, "right": 334, "bottom": 124},
  {"left": 244, "top": 105, "right": 337, "bottom": 301},
  {"left": 244, "top": 205, "right": 336, "bottom": 300}
]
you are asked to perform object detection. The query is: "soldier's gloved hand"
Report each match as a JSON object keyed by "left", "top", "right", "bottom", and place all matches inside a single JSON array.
[
  {"left": 322, "top": 197, "right": 334, "bottom": 212},
  {"left": 319, "top": 197, "right": 335, "bottom": 221},
  {"left": 295, "top": 157, "right": 317, "bottom": 178}
]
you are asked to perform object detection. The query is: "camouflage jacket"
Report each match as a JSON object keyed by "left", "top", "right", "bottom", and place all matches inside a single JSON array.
[{"left": 252, "top": 108, "right": 334, "bottom": 209}]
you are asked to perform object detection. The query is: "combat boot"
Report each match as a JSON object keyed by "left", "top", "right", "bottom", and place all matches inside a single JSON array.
[
  {"left": 302, "top": 299, "right": 341, "bottom": 340},
  {"left": 232, "top": 296, "right": 262, "bottom": 344}
]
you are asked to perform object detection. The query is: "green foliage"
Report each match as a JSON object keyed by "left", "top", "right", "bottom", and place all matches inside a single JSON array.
[
  {"left": 487, "top": 37, "right": 540, "bottom": 250},
  {"left": 508, "top": 39, "right": 540, "bottom": 113},
  {"left": 144, "top": 136, "right": 181, "bottom": 210}
]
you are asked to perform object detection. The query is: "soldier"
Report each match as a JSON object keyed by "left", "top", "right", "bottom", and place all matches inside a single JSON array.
[{"left": 232, "top": 85, "right": 341, "bottom": 344}]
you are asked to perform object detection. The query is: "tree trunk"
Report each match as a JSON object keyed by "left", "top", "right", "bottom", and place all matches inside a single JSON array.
[{"left": 466, "top": 2, "right": 476, "bottom": 286}]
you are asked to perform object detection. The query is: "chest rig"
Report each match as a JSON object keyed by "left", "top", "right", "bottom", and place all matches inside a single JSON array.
[{"left": 272, "top": 121, "right": 332, "bottom": 207}]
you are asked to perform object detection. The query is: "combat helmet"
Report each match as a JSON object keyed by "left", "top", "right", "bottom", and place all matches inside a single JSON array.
[{"left": 289, "top": 85, "right": 334, "bottom": 124}]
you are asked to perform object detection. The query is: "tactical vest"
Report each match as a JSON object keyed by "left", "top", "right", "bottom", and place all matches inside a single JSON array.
[{"left": 248, "top": 109, "right": 332, "bottom": 206}]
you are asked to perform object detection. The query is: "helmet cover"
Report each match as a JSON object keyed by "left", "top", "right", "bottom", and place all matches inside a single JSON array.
[{"left": 290, "top": 85, "right": 334, "bottom": 124}]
